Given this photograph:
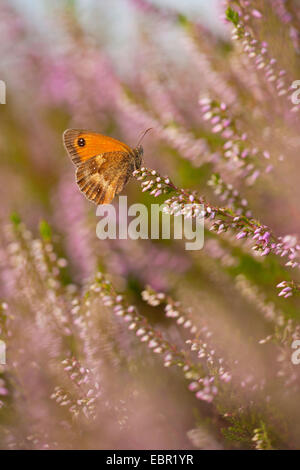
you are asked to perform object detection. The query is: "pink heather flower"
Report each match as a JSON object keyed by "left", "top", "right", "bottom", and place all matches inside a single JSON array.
[
  {"left": 188, "top": 382, "right": 199, "bottom": 392},
  {"left": 276, "top": 281, "right": 287, "bottom": 288},
  {"left": 195, "top": 391, "right": 213, "bottom": 403},
  {"left": 220, "top": 372, "right": 232, "bottom": 383},
  {"left": 262, "top": 232, "right": 271, "bottom": 241},
  {"left": 265, "top": 164, "right": 274, "bottom": 173},
  {"left": 237, "top": 231, "right": 247, "bottom": 240},
  {"left": 212, "top": 124, "right": 223, "bottom": 133},
  {"left": 252, "top": 9, "right": 263, "bottom": 19},
  {"left": 211, "top": 116, "right": 221, "bottom": 125}
]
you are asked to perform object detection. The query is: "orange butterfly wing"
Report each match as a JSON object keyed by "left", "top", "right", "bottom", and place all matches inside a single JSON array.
[{"left": 63, "top": 129, "right": 132, "bottom": 166}]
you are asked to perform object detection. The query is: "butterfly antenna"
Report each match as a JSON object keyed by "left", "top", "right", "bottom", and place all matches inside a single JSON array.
[{"left": 136, "top": 128, "right": 153, "bottom": 147}]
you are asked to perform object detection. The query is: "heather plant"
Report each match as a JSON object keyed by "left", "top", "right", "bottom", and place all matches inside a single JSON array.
[{"left": 1, "top": 0, "right": 300, "bottom": 450}]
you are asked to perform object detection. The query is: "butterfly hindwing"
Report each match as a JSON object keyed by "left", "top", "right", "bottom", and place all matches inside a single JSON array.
[{"left": 76, "top": 151, "right": 135, "bottom": 205}]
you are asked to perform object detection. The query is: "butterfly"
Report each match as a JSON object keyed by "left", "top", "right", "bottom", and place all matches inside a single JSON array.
[{"left": 63, "top": 129, "right": 151, "bottom": 205}]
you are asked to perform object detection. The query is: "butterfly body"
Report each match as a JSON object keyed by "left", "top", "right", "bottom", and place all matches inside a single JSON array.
[{"left": 63, "top": 129, "right": 143, "bottom": 205}]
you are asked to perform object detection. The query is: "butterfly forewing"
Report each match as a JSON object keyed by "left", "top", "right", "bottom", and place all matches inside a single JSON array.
[{"left": 63, "top": 129, "right": 132, "bottom": 166}]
